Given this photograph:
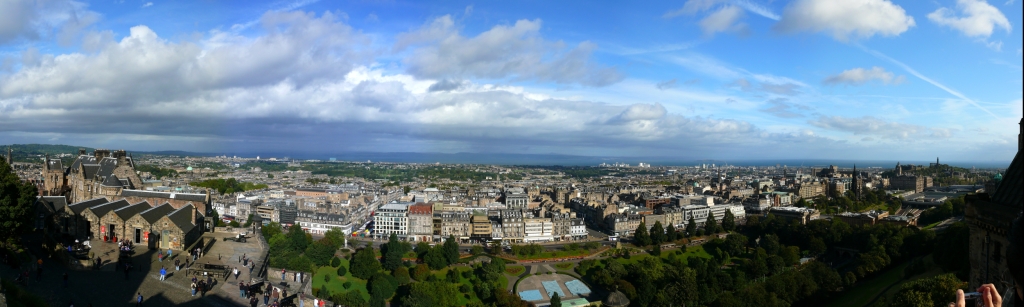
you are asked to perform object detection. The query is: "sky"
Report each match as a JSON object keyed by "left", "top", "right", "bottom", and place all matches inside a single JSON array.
[{"left": 0, "top": 0, "right": 1021, "bottom": 163}]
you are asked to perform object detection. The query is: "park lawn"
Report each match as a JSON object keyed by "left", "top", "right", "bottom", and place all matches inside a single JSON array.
[
  {"left": 311, "top": 258, "right": 371, "bottom": 302},
  {"left": 921, "top": 221, "right": 943, "bottom": 230},
  {"left": 512, "top": 249, "right": 591, "bottom": 260},
  {"left": 825, "top": 258, "right": 917, "bottom": 307},
  {"left": 555, "top": 262, "right": 575, "bottom": 271}
]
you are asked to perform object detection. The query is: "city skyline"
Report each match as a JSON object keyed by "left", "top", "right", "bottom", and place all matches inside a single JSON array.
[{"left": 0, "top": 0, "right": 1022, "bottom": 162}]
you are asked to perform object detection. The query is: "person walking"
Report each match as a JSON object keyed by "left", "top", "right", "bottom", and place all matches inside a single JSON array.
[
  {"left": 249, "top": 295, "right": 259, "bottom": 307},
  {"left": 158, "top": 252, "right": 163, "bottom": 262},
  {"left": 191, "top": 281, "right": 197, "bottom": 296},
  {"left": 159, "top": 267, "right": 166, "bottom": 281},
  {"left": 175, "top": 259, "right": 180, "bottom": 271},
  {"left": 135, "top": 293, "right": 143, "bottom": 307},
  {"left": 234, "top": 267, "right": 240, "bottom": 280},
  {"left": 166, "top": 248, "right": 172, "bottom": 259},
  {"left": 272, "top": 287, "right": 280, "bottom": 304},
  {"left": 198, "top": 280, "right": 207, "bottom": 297},
  {"left": 239, "top": 281, "right": 246, "bottom": 298},
  {"left": 263, "top": 290, "right": 270, "bottom": 305},
  {"left": 62, "top": 272, "right": 68, "bottom": 288},
  {"left": 206, "top": 275, "right": 213, "bottom": 289},
  {"left": 249, "top": 262, "right": 254, "bottom": 275}
]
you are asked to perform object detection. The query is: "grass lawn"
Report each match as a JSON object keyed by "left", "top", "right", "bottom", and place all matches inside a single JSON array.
[
  {"left": 825, "top": 258, "right": 917, "bottom": 307},
  {"left": 921, "top": 221, "right": 942, "bottom": 230},
  {"left": 555, "top": 263, "right": 574, "bottom": 270},
  {"left": 311, "top": 258, "right": 370, "bottom": 301},
  {"left": 614, "top": 245, "right": 712, "bottom": 266},
  {"left": 430, "top": 266, "right": 497, "bottom": 306},
  {"left": 512, "top": 249, "right": 591, "bottom": 260}
]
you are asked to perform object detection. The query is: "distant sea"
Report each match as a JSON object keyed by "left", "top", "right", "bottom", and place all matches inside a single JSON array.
[{"left": 155, "top": 150, "right": 1014, "bottom": 169}]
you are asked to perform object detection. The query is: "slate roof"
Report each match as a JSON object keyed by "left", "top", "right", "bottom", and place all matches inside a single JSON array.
[
  {"left": 121, "top": 190, "right": 207, "bottom": 202},
  {"left": 47, "top": 159, "right": 64, "bottom": 171},
  {"left": 114, "top": 201, "right": 153, "bottom": 221},
  {"left": 140, "top": 203, "right": 175, "bottom": 223},
  {"left": 82, "top": 164, "right": 100, "bottom": 179},
  {"left": 97, "top": 157, "right": 118, "bottom": 178},
  {"left": 40, "top": 196, "right": 68, "bottom": 212},
  {"left": 87, "top": 199, "right": 131, "bottom": 218},
  {"left": 68, "top": 197, "right": 110, "bottom": 215},
  {"left": 69, "top": 155, "right": 96, "bottom": 172},
  {"left": 991, "top": 151, "right": 1022, "bottom": 210},
  {"left": 101, "top": 174, "right": 122, "bottom": 187},
  {"left": 167, "top": 204, "right": 196, "bottom": 233}
]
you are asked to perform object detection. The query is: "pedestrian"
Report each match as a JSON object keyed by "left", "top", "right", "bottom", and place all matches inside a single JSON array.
[
  {"left": 167, "top": 248, "right": 172, "bottom": 259},
  {"left": 191, "top": 281, "right": 197, "bottom": 296},
  {"left": 238, "top": 255, "right": 242, "bottom": 263},
  {"left": 249, "top": 296, "right": 259, "bottom": 307},
  {"left": 159, "top": 267, "right": 166, "bottom": 281},
  {"left": 249, "top": 262, "right": 254, "bottom": 274},
  {"left": 239, "top": 281, "right": 246, "bottom": 298},
  {"left": 234, "top": 267, "right": 239, "bottom": 280},
  {"left": 206, "top": 275, "right": 212, "bottom": 288},
  {"left": 135, "top": 292, "right": 143, "bottom": 307},
  {"left": 263, "top": 290, "right": 270, "bottom": 305},
  {"left": 281, "top": 268, "right": 286, "bottom": 280},
  {"left": 272, "top": 287, "right": 279, "bottom": 304},
  {"left": 158, "top": 253, "right": 162, "bottom": 262},
  {"left": 199, "top": 280, "right": 206, "bottom": 297},
  {"left": 175, "top": 259, "right": 180, "bottom": 271},
  {"left": 63, "top": 272, "right": 68, "bottom": 288}
]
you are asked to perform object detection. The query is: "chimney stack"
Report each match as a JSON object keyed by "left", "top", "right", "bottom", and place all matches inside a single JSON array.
[{"left": 94, "top": 149, "right": 110, "bottom": 160}]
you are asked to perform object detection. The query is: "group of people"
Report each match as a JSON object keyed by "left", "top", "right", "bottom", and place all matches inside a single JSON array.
[
  {"left": 190, "top": 275, "right": 215, "bottom": 297},
  {"left": 117, "top": 239, "right": 134, "bottom": 252}
]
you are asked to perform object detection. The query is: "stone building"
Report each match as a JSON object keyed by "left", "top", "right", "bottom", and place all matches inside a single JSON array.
[
  {"left": 65, "top": 149, "right": 144, "bottom": 204},
  {"left": 150, "top": 204, "right": 201, "bottom": 250},
  {"left": 108, "top": 201, "right": 155, "bottom": 244},
  {"left": 407, "top": 203, "right": 433, "bottom": 242},
  {"left": 65, "top": 197, "right": 110, "bottom": 239},
  {"left": 124, "top": 203, "right": 176, "bottom": 248},
  {"left": 965, "top": 124, "right": 1021, "bottom": 290},
  {"left": 81, "top": 199, "right": 132, "bottom": 241}
]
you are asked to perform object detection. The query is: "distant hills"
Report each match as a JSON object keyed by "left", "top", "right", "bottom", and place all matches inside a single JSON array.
[{"left": 1, "top": 143, "right": 1011, "bottom": 168}]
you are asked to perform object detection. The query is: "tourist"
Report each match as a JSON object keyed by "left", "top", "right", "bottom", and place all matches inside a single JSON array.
[
  {"left": 175, "top": 259, "right": 180, "bottom": 271},
  {"left": 263, "top": 290, "right": 270, "bottom": 305},
  {"left": 272, "top": 288, "right": 280, "bottom": 304},
  {"left": 239, "top": 281, "right": 246, "bottom": 298},
  {"left": 249, "top": 262, "right": 254, "bottom": 274},
  {"left": 158, "top": 252, "right": 162, "bottom": 262},
  {"left": 199, "top": 280, "right": 207, "bottom": 297},
  {"left": 206, "top": 275, "right": 213, "bottom": 288},
  {"left": 135, "top": 292, "right": 143, "bottom": 307},
  {"left": 159, "top": 267, "right": 166, "bottom": 281},
  {"left": 191, "top": 281, "right": 197, "bottom": 296},
  {"left": 167, "top": 248, "right": 172, "bottom": 259},
  {"left": 249, "top": 296, "right": 259, "bottom": 307},
  {"left": 281, "top": 268, "right": 286, "bottom": 280},
  {"left": 234, "top": 267, "right": 239, "bottom": 280}
]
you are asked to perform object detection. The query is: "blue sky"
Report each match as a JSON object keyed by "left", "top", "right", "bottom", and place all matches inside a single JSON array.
[{"left": 0, "top": 0, "right": 1021, "bottom": 163}]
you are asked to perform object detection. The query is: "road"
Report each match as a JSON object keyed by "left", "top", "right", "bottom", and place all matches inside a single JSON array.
[{"left": 347, "top": 227, "right": 616, "bottom": 253}]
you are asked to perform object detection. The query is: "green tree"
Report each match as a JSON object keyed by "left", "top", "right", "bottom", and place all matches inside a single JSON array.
[
  {"left": 425, "top": 246, "right": 448, "bottom": 270},
  {"left": 634, "top": 221, "right": 651, "bottom": 246},
  {"left": 261, "top": 222, "right": 283, "bottom": 240},
  {"left": 383, "top": 233, "right": 404, "bottom": 271},
  {"left": 722, "top": 210, "right": 736, "bottom": 231},
  {"left": 0, "top": 157, "right": 37, "bottom": 245},
  {"left": 650, "top": 221, "right": 666, "bottom": 245},
  {"left": 888, "top": 274, "right": 965, "bottom": 307},
  {"left": 305, "top": 238, "right": 338, "bottom": 267},
  {"left": 447, "top": 269, "right": 460, "bottom": 283},
  {"left": 392, "top": 266, "right": 411, "bottom": 285},
  {"left": 686, "top": 216, "right": 697, "bottom": 238},
  {"left": 415, "top": 242, "right": 432, "bottom": 260},
  {"left": 704, "top": 213, "right": 719, "bottom": 235},
  {"left": 287, "top": 224, "right": 311, "bottom": 252},
  {"left": 337, "top": 265, "right": 347, "bottom": 276},
  {"left": 550, "top": 292, "right": 562, "bottom": 307},
  {"left": 351, "top": 247, "right": 382, "bottom": 280},
  {"left": 368, "top": 273, "right": 398, "bottom": 300},
  {"left": 412, "top": 264, "right": 431, "bottom": 281},
  {"left": 665, "top": 224, "right": 678, "bottom": 242},
  {"left": 229, "top": 220, "right": 240, "bottom": 227},
  {"left": 332, "top": 290, "right": 367, "bottom": 307},
  {"left": 243, "top": 214, "right": 254, "bottom": 227},
  {"left": 780, "top": 246, "right": 801, "bottom": 266},
  {"left": 443, "top": 235, "right": 459, "bottom": 265}
]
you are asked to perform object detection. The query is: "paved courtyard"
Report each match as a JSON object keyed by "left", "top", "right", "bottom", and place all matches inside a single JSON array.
[{"left": 1, "top": 230, "right": 265, "bottom": 307}]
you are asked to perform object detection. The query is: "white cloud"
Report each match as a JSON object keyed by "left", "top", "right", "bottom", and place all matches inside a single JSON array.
[
  {"left": 142, "top": 2, "right": 153, "bottom": 8},
  {"left": 394, "top": 16, "right": 623, "bottom": 87},
  {"left": 928, "top": 0, "right": 1011, "bottom": 38},
  {"left": 823, "top": 67, "right": 906, "bottom": 86},
  {"left": 0, "top": 0, "right": 100, "bottom": 46},
  {"left": 810, "top": 116, "right": 954, "bottom": 140},
  {"left": 774, "top": 0, "right": 915, "bottom": 41},
  {"left": 664, "top": 0, "right": 779, "bottom": 20},
  {"left": 699, "top": 5, "right": 747, "bottom": 36}
]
